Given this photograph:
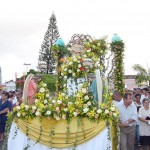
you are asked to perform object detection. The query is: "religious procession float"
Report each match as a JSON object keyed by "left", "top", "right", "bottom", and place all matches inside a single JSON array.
[{"left": 6, "top": 34, "right": 125, "bottom": 150}]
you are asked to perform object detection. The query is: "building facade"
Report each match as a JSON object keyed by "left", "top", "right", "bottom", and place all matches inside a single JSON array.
[{"left": 125, "top": 75, "right": 138, "bottom": 90}]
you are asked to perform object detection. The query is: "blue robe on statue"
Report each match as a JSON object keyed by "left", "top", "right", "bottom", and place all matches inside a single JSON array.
[{"left": 89, "top": 79, "right": 98, "bottom": 103}]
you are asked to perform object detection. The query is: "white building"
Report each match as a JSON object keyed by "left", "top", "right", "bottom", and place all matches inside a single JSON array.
[
  {"left": 5, "top": 80, "right": 16, "bottom": 91},
  {"left": 125, "top": 75, "right": 138, "bottom": 90}
]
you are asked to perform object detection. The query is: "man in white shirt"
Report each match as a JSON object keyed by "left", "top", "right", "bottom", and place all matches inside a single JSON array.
[
  {"left": 113, "top": 90, "right": 123, "bottom": 108},
  {"left": 118, "top": 92, "right": 137, "bottom": 150},
  {"left": 140, "top": 88, "right": 149, "bottom": 103}
]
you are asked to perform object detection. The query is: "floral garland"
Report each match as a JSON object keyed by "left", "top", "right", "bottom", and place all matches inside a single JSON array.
[
  {"left": 110, "top": 41, "right": 125, "bottom": 96},
  {"left": 57, "top": 54, "right": 95, "bottom": 92},
  {"left": 61, "top": 55, "right": 95, "bottom": 79},
  {"left": 52, "top": 45, "right": 71, "bottom": 92},
  {"left": 8, "top": 81, "right": 119, "bottom": 123}
]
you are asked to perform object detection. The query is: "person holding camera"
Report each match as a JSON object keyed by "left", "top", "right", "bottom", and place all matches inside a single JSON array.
[{"left": 139, "top": 98, "right": 150, "bottom": 150}]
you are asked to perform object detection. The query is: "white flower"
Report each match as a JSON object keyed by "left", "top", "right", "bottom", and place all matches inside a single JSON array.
[
  {"left": 68, "top": 70, "right": 72, "bottom": 73},
  {"left": 69, "top": 62, "right": 73, "bottom": 65},
  {"left": 35, "top": 111, "right": 41, "bottom": 116},
  {"left": 44, "top": 100, "right": 48, "bottom": 104},
  {"left": 97, "top": 109, "right": 102, "bottom": 114},
  {"left": 113, "top": 113, "right": 117, "bottom": 117},
  {"left": 17, "top": 112, "right": 21, "bottom": 117},
  {"left": 83, "top": 54, "right": 87, "bottom": 58},
  {"left": 97, "top": 43, "right": 101, "bottom": 46},
  {"left": 82, "top": 88, "right": 87, "bottom": 94},
  {"left": 62, "top": 114, "right": 66, "bottom": 120},
  {"left": 46, "top": 94, "right": 50, "bottom": 98},
  {"left": 92, "top": 45, "right": 96, "bottom": 49},
  {"left": 105, "top": 109, "right": 109, "bottom": 114},
  {"left": 83, "top": 108, "right": 89, "bottom": 113},
  {"left": 84, "top": 95, "right": 89, "bottom": 100},
  {"left": 83, "top": 104, "right": 88, "bottom": 108},
  {"left": 87, "top": 49, "right": 91, "bottom": 52},
  {"left": 16, "top": 106, "right": 21, "bottom": 110},
  {"left": 56, "top": 107, "right": 60, "bottom": 111},
  {"left": 57, "top": 100, "right": 62, "bottom": 104},
  {"left": 64, "top": 76, "right": 67, "bottom": 80},
  {"left": 64, "top": 108, "right": 68, "bottom": 112},
  {"left": 55, "top": 116, "right": 60, "bottom": 121},
  {"left": 73, "top": 112, "right": 78, "bottom": 117},
  {"left": 77, "top": 69, "right": 80, "bottom": 72},
  {"left": 63, "top": 84, "right": 66, "bottom": 87},
  {"left": 43, "top": 83, "right": 47, "bottom": 87},
  {"left": 35, "top": 99, "right": 39, "bottom": 103},
  {"left": 46, "top": 111, "right": 51, "bottom": 115},
  {"left": 52, "top": 100, "right": 56, "bottom": 103},
  {"left": 73, "top": 58, "right": 77, "bottom": 61},
  {"left": 72, "top": 73, "right": 75, "bottom": 77},
  {"left": 32, "top": 106, "right": 37, "bottom": 110},
  {"left": 110, "top": 107, "right": 115, "bottom": 112},
  {"left": 39, "top": 88, "right": 45, "bottom": 93},
  {"left": 68, "top": 102, "right": 72, "bottom": 105},
  {"left": 64, "top": 68, "right": 67, "bottom": 71},
  {"left": 87, "top": 101, "right": 91, "bottom": 106},
  {"left": 61, "top": 93, "right": 65, "bottom": 96},
  {"left": 25, "top": 105, "right": 29, "bottom": 109},
  {"left": 78, "top": 64, "right": 81, "bottom": 68},
  {"left": 61, "top": 73, "right": 64, "bottom": 76}
]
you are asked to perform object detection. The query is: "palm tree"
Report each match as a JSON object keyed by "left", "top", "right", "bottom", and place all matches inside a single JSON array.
[{"left": 132, "top": 64, "right": 150, "bottom": 86}]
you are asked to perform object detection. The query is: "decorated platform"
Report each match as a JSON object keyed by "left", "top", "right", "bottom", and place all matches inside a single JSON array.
[{"left": 6, "top": 34, "right": 125, "bottom": 150}]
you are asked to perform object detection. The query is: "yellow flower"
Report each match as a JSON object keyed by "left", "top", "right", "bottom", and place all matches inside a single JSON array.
[
  {"left": 37, "top": 93, "right": 45, "bottom": 101},
  {"left": 20, "top": 103, "right": 25, "bottom": 109},
  {"left": 87, "top": 110, "right": 95, "bottom": 117},
  {"left": 68, "top": 105, "right": 75, "bottom": 113}
]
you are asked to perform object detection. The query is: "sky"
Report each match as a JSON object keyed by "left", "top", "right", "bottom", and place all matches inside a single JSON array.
[{"left": 0, "top": 0, "right": 150, "bottom": 83}]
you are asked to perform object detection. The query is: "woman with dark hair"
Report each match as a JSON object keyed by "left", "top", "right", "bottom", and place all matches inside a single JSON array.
[
  {"left": 0, "top": 91, "right": 12, "bottom": 141},
  {"left": 139, "top": 98, "right": 150, "bottom": 150}
]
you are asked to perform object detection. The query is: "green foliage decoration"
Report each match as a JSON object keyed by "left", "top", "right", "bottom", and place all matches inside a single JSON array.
[
  {"left": 110, "top": 41, "right": 125, "bottom": 96},
  {"left": 41, "top": 74, "right": 56, "bottom": 92}
]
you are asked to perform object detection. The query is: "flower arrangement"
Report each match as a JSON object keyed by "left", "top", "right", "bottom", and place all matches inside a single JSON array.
[
  {"left": 60, "top": 55, "right": 95, "bottom": 80},
  {"left": 84, "top": 38, "right": 108, "bottom": 58},
  {"left": 56, "top": 55, "right": 95, "bottom": 92},
  {"left": 9, "top": 81, "right": 119, "bottom": 123},
  {"left": 84, "top": 37, "right": 108, "bottom": 73}
]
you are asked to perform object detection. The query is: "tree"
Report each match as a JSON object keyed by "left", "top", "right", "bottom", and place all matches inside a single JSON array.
[
  {"left": 38, "top": 13, "right": 60, "bottom": 74},
  {"left": 132, "top": 64, "right": 150, "bottom": 86}
]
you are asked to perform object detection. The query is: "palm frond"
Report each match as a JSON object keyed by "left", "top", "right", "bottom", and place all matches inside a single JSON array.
[{"left": 132, "top": 64, "right": 148, "bottom": 76}]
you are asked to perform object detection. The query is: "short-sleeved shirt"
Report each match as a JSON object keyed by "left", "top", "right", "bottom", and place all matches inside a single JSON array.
[
  {"left": 0, "top": 100, "right": 12, "bottom": 123},
  {"left": 139, "top": 107, "right": 150, "bottom": 136},
  {"left": 117, "top": 102, "right": 137, "bottom": 126}
]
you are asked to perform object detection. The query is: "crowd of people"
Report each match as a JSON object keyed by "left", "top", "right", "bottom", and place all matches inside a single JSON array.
[{"left": 113, "top": 88, "right": 150, "bottom": 150}]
